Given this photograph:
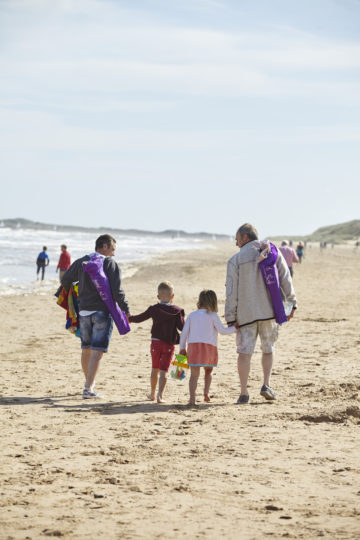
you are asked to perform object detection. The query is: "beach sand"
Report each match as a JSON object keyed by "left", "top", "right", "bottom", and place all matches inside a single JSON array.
[{"left": 1, "top": 242, "right": 360, "bottom": 539}]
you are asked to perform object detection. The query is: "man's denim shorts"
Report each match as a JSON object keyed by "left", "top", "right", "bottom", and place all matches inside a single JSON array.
[{"left": 79, "top": 311, "right": 113, "bottom": 352}]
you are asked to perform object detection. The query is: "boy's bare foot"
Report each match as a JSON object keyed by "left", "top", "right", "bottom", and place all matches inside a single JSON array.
[
  {"left": 204, "top": 395, "right": 211, "bottom": 402},
  {"left": 187, "top": 401, "right": 196, "bottom": 406},
  {"left": 146, "top": 393, "right": 156, "bottom": 401},
  {"left": 157, "top": 395, "right": 166, "bottom": 403}
]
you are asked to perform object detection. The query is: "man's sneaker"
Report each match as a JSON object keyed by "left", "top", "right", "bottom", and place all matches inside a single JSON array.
[
  {"left": 260, "top": 385, "right": 277, "bottom": 400},
  {"left": 237, "top": 394, "right": 250, "bottom": 404},
  {"left": 82, "top": 388, "right": 104, "bottom": 399}
]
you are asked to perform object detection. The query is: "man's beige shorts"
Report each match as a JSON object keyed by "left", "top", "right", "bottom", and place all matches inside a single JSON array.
[{"left": 236, "top": 320, "right": 279, "bottom": 354}]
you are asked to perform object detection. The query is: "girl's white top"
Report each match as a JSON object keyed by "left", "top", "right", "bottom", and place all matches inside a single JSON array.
[{"left": 179, "top": 309, "right": 236, "bottom": 349}]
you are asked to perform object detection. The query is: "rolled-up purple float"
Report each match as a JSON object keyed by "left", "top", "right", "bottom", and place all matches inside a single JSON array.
[
  {"left": 83, "top": 253, "right": 130, "bottom": 335},
  {"left": 258, "top": 243, "right": 288, "bottom": 325}
]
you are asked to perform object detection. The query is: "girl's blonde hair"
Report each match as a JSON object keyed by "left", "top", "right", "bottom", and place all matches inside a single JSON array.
[{"left": 197, "top": 289, "right": 218, "bottom": 312}]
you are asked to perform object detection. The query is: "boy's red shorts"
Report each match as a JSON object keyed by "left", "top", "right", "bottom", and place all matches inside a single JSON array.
[{"left": 150, "top": 340, "right": 175, "bottom": 372}]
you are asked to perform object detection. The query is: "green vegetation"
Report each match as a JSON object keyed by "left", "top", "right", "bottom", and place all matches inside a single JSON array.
[
  {"left": 270, "top": 220, "right": 360, "bottom": 244},
  {"left": 307, "top": 220, "right": 360, "bottom": 242}
]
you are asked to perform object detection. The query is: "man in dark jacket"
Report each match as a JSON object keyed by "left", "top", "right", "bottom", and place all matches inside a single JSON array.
[{"left": 62, "top": 234, "right": 130, "bottom": 399}]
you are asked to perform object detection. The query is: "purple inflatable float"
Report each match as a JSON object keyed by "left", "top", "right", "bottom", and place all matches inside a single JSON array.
[
  {"left": 258, "top": 242, "right": 288, "bottom": 325},
  {"left": 83, "top": 253, "right": 130, "bottom": 335}
]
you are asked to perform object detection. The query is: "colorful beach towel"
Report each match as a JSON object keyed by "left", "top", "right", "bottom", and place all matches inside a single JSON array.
[{"left": 56, "top": 283, "right": 80, "bottom": 336}]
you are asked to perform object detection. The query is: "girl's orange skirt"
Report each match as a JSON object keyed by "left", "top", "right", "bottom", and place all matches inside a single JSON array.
[{"left": 187, "top": 342, "right": 218, "bottom": 368}]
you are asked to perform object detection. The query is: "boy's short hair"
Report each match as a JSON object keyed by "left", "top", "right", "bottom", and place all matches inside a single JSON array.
[
  {"left": 158, "top": 281, "right": 174, "bottom": 295},
  {"left": 197, "top": 289, "right": 218, "bottom": 312}
]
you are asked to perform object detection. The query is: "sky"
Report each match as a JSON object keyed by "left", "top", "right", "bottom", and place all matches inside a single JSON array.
[{"left": 1, "top": 0, "right": 359, "bottom": 237}]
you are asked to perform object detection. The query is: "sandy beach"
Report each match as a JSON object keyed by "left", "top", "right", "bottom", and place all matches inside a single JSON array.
[{"left": 1, "top": 242, "right": 359, "bottom": 540}]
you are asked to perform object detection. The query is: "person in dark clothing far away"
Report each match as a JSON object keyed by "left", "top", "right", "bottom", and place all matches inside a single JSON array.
[{"left": 36, "top": 246, "right": 50, "bottom": 280}]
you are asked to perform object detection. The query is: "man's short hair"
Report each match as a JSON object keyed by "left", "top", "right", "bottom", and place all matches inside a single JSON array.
[
  {"left": 236, "top": 223, "right": 258, "bottom": 241},
  {"left": 281, "top": 240, "right": 288, "bottom": 246},
  {"left": 158, "top": 281, "right": 174, "bottom": 295},
  {"left": 61, "top": 244, "right": 67, "bottom": 249},
  {"left": 95, "top": 234, "right": 116, "bottom": 251}
]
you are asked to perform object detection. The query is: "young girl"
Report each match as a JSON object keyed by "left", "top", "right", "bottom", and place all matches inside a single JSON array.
[{"left": 179, "top": 290, "right": 237, "bottom": 405}]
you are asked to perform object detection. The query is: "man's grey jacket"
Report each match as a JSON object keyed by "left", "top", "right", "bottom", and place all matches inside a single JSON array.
[{"left": 225, "top": 241, "right": 297, "bottom": 327}]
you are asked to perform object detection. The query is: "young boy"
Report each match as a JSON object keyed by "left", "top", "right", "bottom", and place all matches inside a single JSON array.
[{"left": 128, "top": 281, "right": 185, "bottom": 403}]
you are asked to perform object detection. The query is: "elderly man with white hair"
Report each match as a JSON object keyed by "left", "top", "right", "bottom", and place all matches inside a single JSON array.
[{"left": 225, "top": 224, "right": 297, "bottom": 404}]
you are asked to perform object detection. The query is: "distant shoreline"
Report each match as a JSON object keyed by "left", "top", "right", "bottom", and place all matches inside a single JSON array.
[
  {"left": 0, "top": 218, "right": 230, "bottom": 240},
  {"left": 1, "top": 217, "right": 359, "bottom": 243}
]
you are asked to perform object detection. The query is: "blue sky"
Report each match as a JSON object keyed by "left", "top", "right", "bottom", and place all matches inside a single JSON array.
[{"left": 1, "top": 0, "right": 359, "bottom": 237}]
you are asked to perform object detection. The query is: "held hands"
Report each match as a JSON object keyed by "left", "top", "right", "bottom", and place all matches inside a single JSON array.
[
  {"left": 227, "top": 321, "right": 240, "bottom": 329},
  {"left": 179, "top": 349, "right": 187, "bottom": 356}
]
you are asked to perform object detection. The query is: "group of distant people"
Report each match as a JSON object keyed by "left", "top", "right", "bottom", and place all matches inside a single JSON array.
[
  {"left": 36, "top": 245, "right": 71, "bottom": 281},
  {"left": 60, "top": 224, "right": 297, "bottom": 405}
]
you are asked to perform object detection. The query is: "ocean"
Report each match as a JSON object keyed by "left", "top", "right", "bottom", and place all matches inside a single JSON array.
[{"left": 0, "top": 227, "right": 212, "bottom": 296}]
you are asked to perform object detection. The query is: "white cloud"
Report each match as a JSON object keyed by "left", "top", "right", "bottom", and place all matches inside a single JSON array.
[{"left": 0, "top": 0, "right": 359, "bottom": 114}]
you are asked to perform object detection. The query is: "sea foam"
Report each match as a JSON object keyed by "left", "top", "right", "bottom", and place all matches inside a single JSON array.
[{"left": 0, "top": 227, "right": 209, "bottom": 295}]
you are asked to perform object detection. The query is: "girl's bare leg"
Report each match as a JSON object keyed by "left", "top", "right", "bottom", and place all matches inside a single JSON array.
[
  {"left": 204, "top": 367, "right": 213, "bottom": 402},
  {"left": 148, "top": 368, "right": 159, "bottom": 400},
  {"left": 189, "top": 366, "right": 200, "bottom": 405}
]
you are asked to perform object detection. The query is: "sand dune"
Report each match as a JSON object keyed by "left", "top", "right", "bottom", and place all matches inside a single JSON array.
[{"left": 1, "top": 242, "right": 359, "bottom": 539}]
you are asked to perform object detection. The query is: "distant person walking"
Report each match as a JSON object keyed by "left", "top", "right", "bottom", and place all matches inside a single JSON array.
[
  {"left": 61, "top": 234, "right": 130, "bottom": 399},
  {"left": 296, "top": 242, "right": 305, "bottom": 262},
  {"left": 279, "top": 240, "right": 299, "bottom": 277},
  {"left": 225, "top": 224, "right": 297, "bottom": 404},
  {"left": 56, "top": 244, "right": 71, "bottom": 281},
  {"left": 36, "top": 246, "right": 50, "bottom": 280}
]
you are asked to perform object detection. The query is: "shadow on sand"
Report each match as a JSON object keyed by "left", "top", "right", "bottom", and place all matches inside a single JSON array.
[
  {"left": 1, "top": 394, "right": 274, "bottom": 414},
  {"left": 0, "top": 394, "right": 79, "bottom": 406}
]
